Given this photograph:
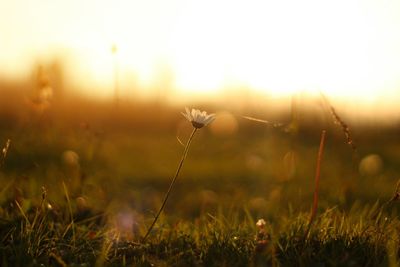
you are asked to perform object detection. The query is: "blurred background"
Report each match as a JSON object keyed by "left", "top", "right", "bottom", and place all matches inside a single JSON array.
[{"left": 1, "top": 0, "right": 400, "bottom": 231}]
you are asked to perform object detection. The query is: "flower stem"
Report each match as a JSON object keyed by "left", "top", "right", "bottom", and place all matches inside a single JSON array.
[{"left": 142, "top": 128, "right": 197, "bottom": 242}]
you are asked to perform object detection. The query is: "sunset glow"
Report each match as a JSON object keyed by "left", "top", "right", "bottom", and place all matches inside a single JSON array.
[{"left": 1, "top": 0, "right": 400, "bottom": 103}]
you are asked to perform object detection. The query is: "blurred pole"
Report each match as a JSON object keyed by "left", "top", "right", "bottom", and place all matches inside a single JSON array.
[
  {"left": 289, "top": 94, "right": 299, "bottom": 147},
  {"left": 111, "top": 44, "right": 119, "bottom": 106}
]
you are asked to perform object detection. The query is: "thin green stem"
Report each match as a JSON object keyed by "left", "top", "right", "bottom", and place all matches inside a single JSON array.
[{"left": 142, "top": 128, "right": 197, "bottom": 242}]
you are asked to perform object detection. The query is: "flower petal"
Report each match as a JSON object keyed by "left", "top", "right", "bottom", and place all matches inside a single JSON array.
[
  {"left": 191, "top": 109, "right": 197, "bottom": 118},
  {"left": 182, "top": 107, "right": 192, "bottom": 121},
  {"left": 204, "top": 116, "right": 215, "bottom": 126},
  {"left": 185, "top": 107, "right": 191, "bottom": 116}
]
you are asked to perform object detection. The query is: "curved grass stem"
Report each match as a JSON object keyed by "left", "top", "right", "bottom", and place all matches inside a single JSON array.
[{"left": 142, "top": 128, "right": 197, "bottom": 242}]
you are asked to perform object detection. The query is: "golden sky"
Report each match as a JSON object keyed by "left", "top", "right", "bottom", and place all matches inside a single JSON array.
[{"left": 1, "top": 0, "right": 400, "bottom": 105}]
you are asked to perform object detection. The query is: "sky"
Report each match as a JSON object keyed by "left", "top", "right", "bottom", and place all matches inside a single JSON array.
[{"left": 1, "top": 0, "right": 400, "bottom": 108}]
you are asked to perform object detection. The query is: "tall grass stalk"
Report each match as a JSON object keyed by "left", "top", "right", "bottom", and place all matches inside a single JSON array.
[
  {"left": 143, "top": 128, "right": 197, "bottom": 241},
  {"left": 304, "top": 130, "right": 326, "bottom": 239},
  {"left": 62, "top": 181, "right": 76, "bottom": 246}
]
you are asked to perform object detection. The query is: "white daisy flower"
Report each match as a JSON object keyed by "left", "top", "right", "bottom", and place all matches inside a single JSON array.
[
  {"left": 182, "top": 107, "right": 216, "bottom": 129},
  {"left": 143, "top": 108, "right": 215, "bottom": 241}
]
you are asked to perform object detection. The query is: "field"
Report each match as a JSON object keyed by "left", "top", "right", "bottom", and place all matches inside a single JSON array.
[{"left": 1, "top": 90, "right": 400, "bottom": 266}]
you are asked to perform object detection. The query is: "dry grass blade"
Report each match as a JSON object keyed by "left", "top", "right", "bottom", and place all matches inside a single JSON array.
[
  {"left": 49, "top": 252, "right": 68, "bottom": 267},
  {"left": 176, "top": 136, "right": 185, "bottom": 147},
  {"left": 15, "top": 200, "right": 31, "bottom": 226},
  {"left": 241, "top": 115, "right": 284, "bottom": 128},
  {"left": 62, "top": 181, "right": 76, "bottom": 246},
  {"left": 241, "top": 115, "right": 271, "bottom": 124},
  {"left": 304, "top": 130, "right": 326, "bottom": 240}
]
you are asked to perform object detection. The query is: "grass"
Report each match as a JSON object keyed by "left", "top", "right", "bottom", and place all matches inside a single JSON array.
[
  {"left": 1, "top": 98, "right": 400, "bottom": 266},
  {"left": 1, "top": 200, "right": 399, "bottom": 266}
]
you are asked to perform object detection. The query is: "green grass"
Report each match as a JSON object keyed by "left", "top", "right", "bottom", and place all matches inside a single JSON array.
[{"left": 1, "top": 199, "right": 399, "bottom": 266}]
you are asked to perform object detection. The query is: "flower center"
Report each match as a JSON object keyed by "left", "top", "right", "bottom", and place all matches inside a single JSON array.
[{"left": 191, "top": 121, "right": 204, "bottom": 128}]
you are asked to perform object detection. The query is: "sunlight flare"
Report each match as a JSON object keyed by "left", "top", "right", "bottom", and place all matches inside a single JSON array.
[{"left": 2, "top": 0, "right": 400, "bottom": 105}]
